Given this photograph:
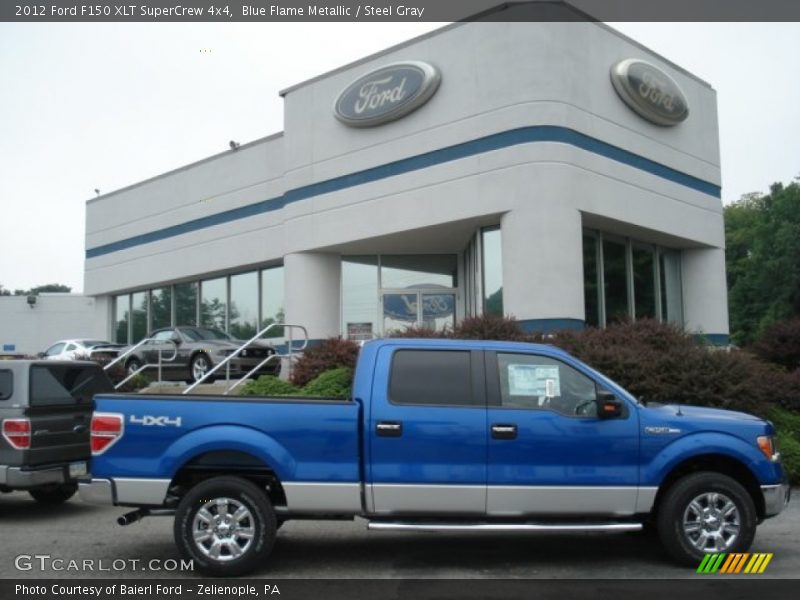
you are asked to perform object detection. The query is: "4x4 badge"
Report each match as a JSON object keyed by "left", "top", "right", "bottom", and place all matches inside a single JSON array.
[{"left": 644, "top": 426, "right": 681, "bottom": 434}]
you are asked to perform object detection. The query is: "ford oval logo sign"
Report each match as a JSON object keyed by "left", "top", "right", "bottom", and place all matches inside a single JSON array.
[
  {"left": 611, "top": 59, "right": 689, "bottom": 126},
  {"left": 334, "top": 61, "right": 441, "bottom": 127}
]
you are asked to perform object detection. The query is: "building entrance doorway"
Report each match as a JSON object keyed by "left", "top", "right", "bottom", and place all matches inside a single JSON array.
[{"left": 381, "top": 289, "right": 456, "bottom": 334}]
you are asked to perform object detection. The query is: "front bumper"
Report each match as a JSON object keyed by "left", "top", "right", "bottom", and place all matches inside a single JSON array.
[
  {"left": 0, "top": 463, "right": 83, "bottom": 489},
  {"left": 762, "top": 482, "right": 791, "bottom": 517}
]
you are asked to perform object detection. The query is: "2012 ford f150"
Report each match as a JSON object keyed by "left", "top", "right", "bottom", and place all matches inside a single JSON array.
[{"left": 79, "top": 339, "right": 790, "bottom": 576}]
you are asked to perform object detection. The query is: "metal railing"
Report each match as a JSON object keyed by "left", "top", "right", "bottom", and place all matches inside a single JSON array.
[
  {"left": 104, "top": 337, "right": 178, "bottom": 390},
  {"left": 183, "top": 323, "right": 309, "bottom": 395}
]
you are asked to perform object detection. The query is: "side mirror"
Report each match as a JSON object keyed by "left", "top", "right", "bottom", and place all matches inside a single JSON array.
[
  {"left": 597, "top": 390, "right": 623, "bottom": 419},
  {"left": 37, "top": 352, "right": 46, "bottom": 358}
]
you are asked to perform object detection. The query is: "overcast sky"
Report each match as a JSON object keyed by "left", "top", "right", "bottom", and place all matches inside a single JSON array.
[{"left": 0, "top": 21, "right": 798, "bottom": 293}]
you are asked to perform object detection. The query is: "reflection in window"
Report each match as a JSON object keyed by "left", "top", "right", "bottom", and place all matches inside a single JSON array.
[
  {"left": 482, "top": 227, "right": 503, "bottom": 316},
  {"left": 582, "top": 235, "right": 599, "bottom": 327},
  {"left": 381, "top": 255, "right": 457, "bottom": 288},
  {"left": 200, "top": 277, "right": 227, "bottom": 331},
  {"left": 150, "top": 287, "right": 172, "bottom": 330},
  {"left": 113, "top": 294, "right": 130, "bottom": 343},
  {"left": 603, "top": 239, "right": 629, "bottom": 325},
  {"left": 230, "top": 272, "right": 258, "bottom": 339},
  {"left": 175, "top": 282, "right": 198, "bottom": 326},
  {"left": 131, "top": 291, "right": 148, "bottom": 342},
  {"left": 342, "top": 257, "right": 378, "bottom": 340},
  {"left": 632, "top": 246, "right": 656, "bottom": 320},
  {"left": 261, "top": 267, "right": 284, "bottom": 338}
]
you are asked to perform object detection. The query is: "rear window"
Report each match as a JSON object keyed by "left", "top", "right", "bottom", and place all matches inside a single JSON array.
[
  {"left": 30, "top": 364, "right": 114, "bottom": 406},
  {"left": 0, "top": 370, "right": 11, "bottom": 400},
  {"left": 389, "top": 349, "right": 475, "bottom": 406}
]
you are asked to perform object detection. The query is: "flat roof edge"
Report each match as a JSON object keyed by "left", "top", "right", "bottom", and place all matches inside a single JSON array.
[{"left": 85, "top": 131, "right": 284, "bottom": 205}]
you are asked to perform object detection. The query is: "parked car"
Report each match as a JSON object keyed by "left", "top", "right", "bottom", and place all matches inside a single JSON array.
[
  {"left": 122, "top": 326, "right": 280, "bottom": 383},
  {"left": 80, "top": 338, "right": 789, "bottom": 576},
  {"left": 40, "top": 339, "right": 124, "bottom": 362},
  {"left": 1, "top": 360, "right": 113, "bottom": 504}
]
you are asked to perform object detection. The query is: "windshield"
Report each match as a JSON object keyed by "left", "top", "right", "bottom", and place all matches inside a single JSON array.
[
  {"left": 179, "top": 327, "right": 232, "bottom": 342},
  {"left": 79, "top": 340, "right": 111, "bottom": 347}
]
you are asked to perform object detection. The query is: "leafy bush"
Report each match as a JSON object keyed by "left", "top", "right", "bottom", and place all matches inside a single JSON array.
[
  {"left": 454, "top": 315, "right": 527, "bottom": 341},
  {"left": 240, "top": 375, "right": 300, "bottom": 397},
  {"left": 290, "top": 338, "right": 360, "bottom": 387},
  {"left": 751, "top": 318, "right": 800, "bottom": 372},
  {"left": 301, "top": 367, "right": 353, "bottom": 398},
  {"left": 539, "top": 319, "right": 800, "bottom": 418}
]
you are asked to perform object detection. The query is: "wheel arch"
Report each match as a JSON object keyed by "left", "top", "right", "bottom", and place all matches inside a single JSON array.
[{"left": 652, "top": 453, "right": 765, "bottom": 520}]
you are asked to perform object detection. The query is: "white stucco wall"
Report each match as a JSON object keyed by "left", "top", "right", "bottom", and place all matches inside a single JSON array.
[{"left": 0, "top": 294, "right": 109, "bottom": 355}]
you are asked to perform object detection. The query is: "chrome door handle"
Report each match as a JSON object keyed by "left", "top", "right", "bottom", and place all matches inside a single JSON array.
[
  {"left": 376, "top": 421, "right": 403, "bottom": 437},
  {"left": 491, "top": 424, "right": 517, "bottom": 440}
]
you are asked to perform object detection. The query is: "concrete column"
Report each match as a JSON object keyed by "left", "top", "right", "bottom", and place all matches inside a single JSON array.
[
  {"left": 284, "top": 252, "right": 341, "bottom": 341},
  {"left": 500, "top": 204, "right": 585, "bottom": 332},
  {"left": 681, "top": 247, "right": 730, "bottom": 341}
]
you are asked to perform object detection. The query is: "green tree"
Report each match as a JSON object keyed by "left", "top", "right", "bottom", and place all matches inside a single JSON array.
[
  {"left": 13, "top": 283, "right": 72, "bottom": 295},
  {"left": 726, "top": 180, "right": 800, "bottom": 345}
]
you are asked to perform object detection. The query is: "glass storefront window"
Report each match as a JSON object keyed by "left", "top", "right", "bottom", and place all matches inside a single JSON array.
[
  {"left": 229, "top": 272, "right": 258, "bottom": 339},
  {"left": 583, "top": 230, "right": 683, "bottom": 329},
  {"left": 482, "top": 227, "right": 503, "bottom": 317},
  {"left": 582, "top": 235, "right": 599, "bottom": 327},
  {"left": 131, "top": 291, "right": 148, "bottom": 342},
  {"left": 113, "top": 294, "right": 130, "bottom": 343},
  {"left": 261, "top": 266, "right": 284, "bottom": 338},
  {"left": 603, "top": 238, "right": 629, "bottom": 325},
  {"left": 381, "top": 255, "right": 457, "bottom": 289},
  {"left": 632, "top": 246, "right": 656, "bottom": 320},
  {"left": 660, "top": 251, "right": 684, "bottom": 325},
  {"left": 200, "top": 277, "right": 227, "bottom": 331},
  {"left": 150, "top": 287, "right": 172, "bottom": 330},
  {"left": 342, "top": 257, "right": 378, "bottom": 341},
  {"left": 175, "top": 282, "right": 198, "bottom": 326}
]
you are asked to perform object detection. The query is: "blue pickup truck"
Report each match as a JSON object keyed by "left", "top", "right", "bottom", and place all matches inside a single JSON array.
[{"left": 80, "top": 338, "right": 790, "bottom": 576}]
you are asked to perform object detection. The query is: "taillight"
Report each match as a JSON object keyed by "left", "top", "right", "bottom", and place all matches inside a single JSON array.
[
  {"left": 2, "top": 418, "right": 31, "bottom": 449},
  {"left": 91, "top": 413, "right": 124, "bottom": 455}
]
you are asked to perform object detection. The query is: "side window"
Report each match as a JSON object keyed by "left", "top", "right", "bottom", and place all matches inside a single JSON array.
[
  {"left": 65, "top": 344, "right": 77, "bottom": 352},
  {"left": 45, "top": 343, "right": 66, "bottom": 357},
  {"left": 0, "top": 371, "right": 12, "bottom": 400},
  {"left": 496, "top": 353, "right": 598, "bottom": 417},
  {"left": 152, "top": 330, "right": 174, "bottom": 342},
  {"left": 389, "top": 350, "right": 476, "bottom": 406}
]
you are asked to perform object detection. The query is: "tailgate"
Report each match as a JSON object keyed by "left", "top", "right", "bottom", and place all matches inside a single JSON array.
[{"left": 23, "top": 363, "right": 112, "bottom": 466}]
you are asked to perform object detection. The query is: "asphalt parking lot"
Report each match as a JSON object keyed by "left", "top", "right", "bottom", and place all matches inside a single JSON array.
[{"left": 0, "top": 491, "right": 797, "bottom": 580}]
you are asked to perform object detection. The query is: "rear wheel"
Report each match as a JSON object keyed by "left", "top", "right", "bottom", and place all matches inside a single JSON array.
[
  {"left": 657, "top": 472, "right": 757, "bottom": 565},
  {"left": 29, "top": 483, "right": 77, "bottom": 505},
  {"left": 126, "top": 358, "right": 142, "bottom": 375},
  {"left": 174, "top": 476, "right": 276, "bottom": 577}
]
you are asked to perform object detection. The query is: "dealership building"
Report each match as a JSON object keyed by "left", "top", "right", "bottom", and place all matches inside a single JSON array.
[{"left": 83, "top": 8, "right": 729, "bottom": 348}]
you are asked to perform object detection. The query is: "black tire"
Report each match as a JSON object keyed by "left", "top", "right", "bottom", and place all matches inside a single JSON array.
[
  {"left": 657, "top": 472, "right": 757, "bottom": 565},
  {"left": 174, "top": 476, "right": 276, "bottom": 577},
  {"left": 190, "top": 353, "right": 213, "bottom": 383},
  {"left": 126, "top": 357, "right": 142, "bottom": 375},
  {"left": 29, "top": 483, "right": 77, "bottom": 505}
]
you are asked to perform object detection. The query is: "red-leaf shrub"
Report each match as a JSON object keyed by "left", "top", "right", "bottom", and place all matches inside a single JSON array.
[
  {"left": 751, "top": 318, "right": 800, "bottom": 372},
  {"left": 290, "top": 337, "right": 360, "bottom": 387},
  {"left": 454, "top": 315, "right": 527, "bottom": 341}
]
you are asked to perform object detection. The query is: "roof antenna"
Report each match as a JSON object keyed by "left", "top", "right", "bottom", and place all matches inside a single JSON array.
[{"left": 229, "top": 140, "right": 240, "bottom": 150}]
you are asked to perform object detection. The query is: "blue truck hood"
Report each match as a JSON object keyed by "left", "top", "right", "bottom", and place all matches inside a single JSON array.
[{"left": 645, "top": 403, "right": 764, "bottom": 423}]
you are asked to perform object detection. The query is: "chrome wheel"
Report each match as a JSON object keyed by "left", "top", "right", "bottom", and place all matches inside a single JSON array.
[
  {"left": 682, "top": 491, "right": 740, "bottom": 552},
  {"left": 192, "top": 355, "right": 210, "bottom": 382},
  {"left": 191, "top": 497, "right": 255, "bottom": 561}
]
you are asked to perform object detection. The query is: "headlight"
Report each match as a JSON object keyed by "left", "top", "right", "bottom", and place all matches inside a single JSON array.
[{"left": 757, "top": 435, "right": 780, "bottom": 462}]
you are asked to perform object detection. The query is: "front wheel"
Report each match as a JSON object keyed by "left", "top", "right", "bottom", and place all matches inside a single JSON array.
[
  {"left": 657, "top": 472, "right": 757, "bottom": 565},
  {"left": 190, "top": 353, "right": 212, "bottom": 383},
  {"left": 174, "top": 476, "right": 276, "bottom": 577}
]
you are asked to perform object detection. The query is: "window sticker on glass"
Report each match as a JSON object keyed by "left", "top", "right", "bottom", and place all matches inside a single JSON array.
[{"left": 507, "top": 364, "right": 561, "bottom": 397}]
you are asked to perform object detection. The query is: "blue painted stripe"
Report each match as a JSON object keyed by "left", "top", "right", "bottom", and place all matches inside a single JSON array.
[
  {"left": 518, "top": 318, "right": 587, "bottom": 333},
  {"left": 86, "top": 126, "right": 721, "bottom": 259}
]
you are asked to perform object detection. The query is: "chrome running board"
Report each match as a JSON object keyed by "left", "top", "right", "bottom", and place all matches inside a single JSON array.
[{"left": 367, "top": 522, "right": 642, "bottom": 533}]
